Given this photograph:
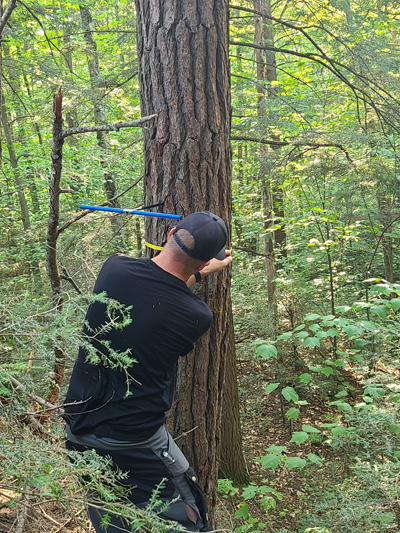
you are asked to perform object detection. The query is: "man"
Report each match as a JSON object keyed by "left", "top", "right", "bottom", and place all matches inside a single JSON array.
[{"left": 63, "top": 211, "right": 232, "bottom": 532}]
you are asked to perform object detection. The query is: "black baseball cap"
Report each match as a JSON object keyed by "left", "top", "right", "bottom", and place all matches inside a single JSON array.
[{"left": 173, "top": 211, "right": 228, "bottom": 261}]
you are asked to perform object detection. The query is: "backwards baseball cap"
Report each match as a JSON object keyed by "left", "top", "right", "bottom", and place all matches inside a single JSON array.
[{"left": 173, "top": 211, "right": 228, "bottom": 261}]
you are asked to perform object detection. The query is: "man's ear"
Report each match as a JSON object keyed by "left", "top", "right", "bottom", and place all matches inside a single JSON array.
[
  {"left": 197, "top": 260, "right": 210, "bottom": 272},
  {"left": 166, "top": 228, "right": 176, "bottom": 241}
]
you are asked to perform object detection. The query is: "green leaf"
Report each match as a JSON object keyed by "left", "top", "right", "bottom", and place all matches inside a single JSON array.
[
  {"left": 364, "top": 385, "right": 385, "bottom": 398},
  {"left": 329, "top": 400, "right": 352, "bottom": 412},
  {"left": 331, "top": 426, "right": 348, "bottom": 437},
  {"left": 299, "top": 373, "right": 312, "bottom": 384},
  {"left": 286, "top": 407, "right": 300, "bottom": 420},
  {"left": 282, "top": 386, "right": 299, "bottom": 403},
  {"left": 266, "top": 445, "right": 287, "bottom": 454},
  {"left": 261, "top": 454, "right": 281, "bottom": 470},
  {"left": 296, "top": 331, "right": 309, "bottom": 339},
  {"left": 293, "top": 324, "right": 305, "bottom": 332},
  {"left": 321, "top": 315, "right": 335, "bottom": 321},
  {"left": 309, "top": 366, "right": 322, "bottom": 372},
  {"left": 389, "top": 425, "right": 400, "bottom": 436},
  {"left": 326, "top": 328, "right": 340, "bottom": 338},
  {"left": 393, "top": 451, "right": 400, "bottom": 458},
  {"left": 303, "top": 336, "right": 320, "bottom": 348},
  {"left": 316, "top": 330, "right": 329, "bottom": 340},
  {"left": 277, "top": 332, "right": 292, "bottom": 341},
  {"left": 309, "top": 323, "right": 321, "bottom": 332},
  {"left": 335, "top": 390, "right": 348, "bottom": 398},
  {"left": 302, "top": 424, "right": 320, "bottom": 433},
  {"left": 334, "top": 359, "right": 347, "bottom": 367},
  {"left": 234, "top": 502, "right": 249, "bottom": 519},
  {"left": 256, "top": 344, "right": 278, "bottom": 359},
  {"left": 336, "top": 305, "right": 351, "bottom": 313},
  {"left": 343, "top": 325, "right": 361, "bottom": 338},
  {"left": 290, "top": 431, "right": 309, "bottom": 444},
  {"left": 307, "top": 453, "right": 324, "bottom": 465},
  {"left": 264, "top": 382, "right": 280, "bottom": 394},
  {"left": 286, "top": 457, "right": 307, "bottom": 469},
  {"left": 371, "top": 305, "right": 389, "bottom": 319},
  {"left": 320, "top": 367, "right": 334, "bottom": 377},
  {"left": 305, "top": 313, "right": 320, "bottom": 321},
  {"left": 389, "top": 298, "right": 400, "bottom": 311},
  {"left": 242, "top": 486, "right": 258, "bottom": 500}
]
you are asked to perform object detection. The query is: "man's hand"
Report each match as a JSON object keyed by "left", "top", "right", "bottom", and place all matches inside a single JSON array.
[
  {"left": 186, "top": 250, "right": 232, "bottom": 287},
  {"left": 200, "top": 250, "right": 232, "bottom": 276}
]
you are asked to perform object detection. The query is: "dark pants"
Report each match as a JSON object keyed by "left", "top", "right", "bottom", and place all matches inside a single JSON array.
[{"left": 66, "top": 426, "right": 210, "bottom": 532}]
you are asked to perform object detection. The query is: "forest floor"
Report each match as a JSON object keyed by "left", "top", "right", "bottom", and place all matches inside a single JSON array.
[{"left": 0, "top": 349, "right": 378, "bottom": 533}]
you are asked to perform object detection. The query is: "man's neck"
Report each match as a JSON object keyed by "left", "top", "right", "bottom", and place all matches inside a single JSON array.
[{"left": 151, "top": 254, "right": 191, "bottom": 283}]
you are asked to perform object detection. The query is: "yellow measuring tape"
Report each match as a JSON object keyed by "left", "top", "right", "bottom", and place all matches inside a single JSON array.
[{"left": 144, "top": 241, "right": 164, "bottom": 251}]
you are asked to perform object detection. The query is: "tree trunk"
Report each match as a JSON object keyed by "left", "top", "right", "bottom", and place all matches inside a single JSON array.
[
  {"left": 254, "top": 0, "right": 278, "bottom": 334},
  {"left": 46, "top": 89, "right": 66, "bottom": 403},
  {"left": 80, "top": 5, "right": 126, "bottom": 251},
  {"left": 134, "top": 0, "right": 246, "bottom": 520},
  {"left": 377, "top": 191, "right": 394, "bottom": 283},
  {"left": 1, "top": 97, "right": 30, "bottom": 230}
]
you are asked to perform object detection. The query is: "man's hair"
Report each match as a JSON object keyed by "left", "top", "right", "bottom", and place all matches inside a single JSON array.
[{"left": 164, "top": 229, "right": 205, "bottom": 271}]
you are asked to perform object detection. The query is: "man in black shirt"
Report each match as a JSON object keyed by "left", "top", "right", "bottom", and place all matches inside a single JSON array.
[{"left": 64, "top": 211, "right": 232, "bottom": 532}]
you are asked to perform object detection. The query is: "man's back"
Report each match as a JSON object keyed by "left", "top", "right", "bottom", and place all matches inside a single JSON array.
[{"left": 64, "top": 254, "right": 212, "bottom": 440}]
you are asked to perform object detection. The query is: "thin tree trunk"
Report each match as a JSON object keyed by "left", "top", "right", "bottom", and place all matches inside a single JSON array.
[
  {"left": 47, "top": 89, "right": 66, "bottom": 403},
  {"left": 80, "top": 5, "right": 126, "bottom": 251},
  {"left": 135, "top": 0, "right": 247, "bottom": 520},
  {"left": 377, "top": 192, "right": 394, "bottom": 283},
  {"left": 1, "top": 96, "right": 30, "bottom": 229},
  {"left": 254, "top": 0, "right": 278, "bottom": 334}
]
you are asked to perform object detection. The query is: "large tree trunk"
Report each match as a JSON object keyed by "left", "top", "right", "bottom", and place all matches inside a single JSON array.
[{"left": 134, "top": 0, "right": 246, "bottom": 521}]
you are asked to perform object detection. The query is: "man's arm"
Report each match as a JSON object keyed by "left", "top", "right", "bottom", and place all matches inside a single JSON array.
[{"left": 186, "top": 250, "right": 232, "bottom": 287}]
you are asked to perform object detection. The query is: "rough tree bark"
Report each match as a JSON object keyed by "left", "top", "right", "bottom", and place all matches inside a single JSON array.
[{"left": 134, "top": 0, "right": 247, "bottom": 519}]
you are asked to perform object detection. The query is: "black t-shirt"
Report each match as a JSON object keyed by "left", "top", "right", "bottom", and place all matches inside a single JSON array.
[{"left": 63, "top": 255, "right": 213, "bottom": 441}]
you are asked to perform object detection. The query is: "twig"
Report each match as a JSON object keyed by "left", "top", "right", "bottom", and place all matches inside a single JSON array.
[
  {"left": 8, "top": 376, "right": 55, "bottom": 410},
  {"left": 60, "top": 265, "right": 82, "bottom": 295},
  {"left": 174, "top": 426, "right": 199, "bottom": 442},
  {"left": 39, "top": 504, "right": 63, "bottom": 526},
  {"left": 57, "top": 175, "right": 144, "bottom": 236}
]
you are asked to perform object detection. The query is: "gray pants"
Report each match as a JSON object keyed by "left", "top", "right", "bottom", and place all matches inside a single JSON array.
[{"left": 66, "top": 425, "right": 210, "bottom": 532}]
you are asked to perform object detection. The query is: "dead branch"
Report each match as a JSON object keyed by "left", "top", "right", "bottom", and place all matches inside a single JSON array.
[
  {"left": 62, "top": 114, "right": 157, "bottom": 138},
  {"left": 8, "top": 375, "right": 56, "bottom": 410},
  {"left": 0, "top": 0, "right": 17, "bottom": 35},
  {"left": 231, "top": 135, "right": 352, "bottom": 161},
  {"left": 60, "top": 265, "right": 82, "bottom": 294}
]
